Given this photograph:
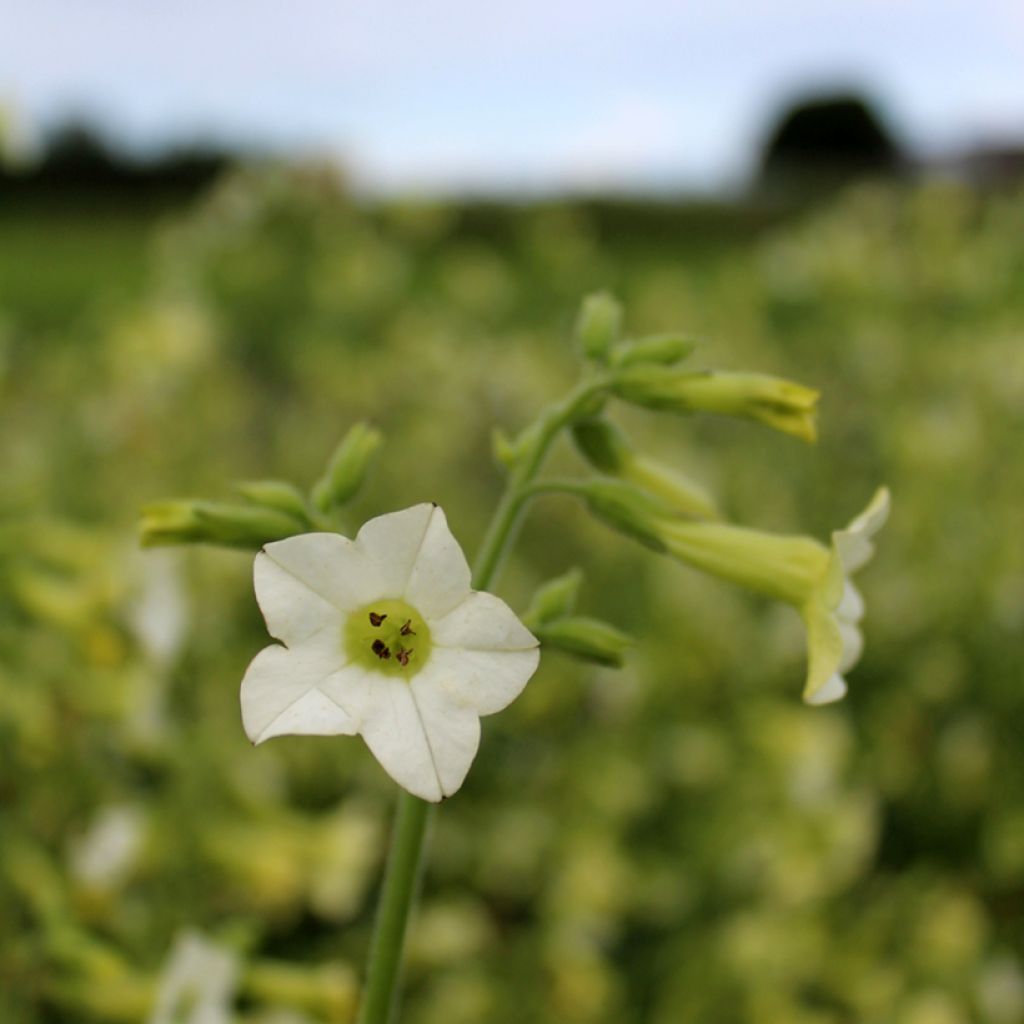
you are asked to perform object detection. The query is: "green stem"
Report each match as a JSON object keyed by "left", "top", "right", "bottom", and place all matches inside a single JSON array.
[
  {"left": 357, "top": 792, "right": 431, "bottom": 1024},
  {"left": 356, "top": 371, "right": 609, "bottom": 1024}
]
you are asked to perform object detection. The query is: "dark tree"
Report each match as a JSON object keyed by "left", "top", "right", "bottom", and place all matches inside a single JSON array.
[{"left": 758, "top": 91, "right": 903, "bottom": 193}]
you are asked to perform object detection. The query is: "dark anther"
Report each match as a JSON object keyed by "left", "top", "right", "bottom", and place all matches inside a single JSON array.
[
  {"left": 396, "top": 649, "right": 411, "bottom": 667},
  {"left": 400, "top": 619, "right": 415, "bottom": 636},
  {"left": 371, "top": 639, "right": 391, "bottom": 660},
  {"left": 369, "top": 612, "right": 387, "bottom": 627}
]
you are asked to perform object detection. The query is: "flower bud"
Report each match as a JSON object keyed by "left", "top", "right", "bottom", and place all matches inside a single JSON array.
[
  {"left": 612, "top": 367, "right": 819, "bottom": 442},
  {"left": 234, "top": 479, "right": 311, "bottom": 524},
  {"left": 139, "top": 500, "right": 303, "bottom": 550},
  {"left": 535, "top": 616, "right": 632, "bottom": 667},
  {"left": 311, "top": 422, "right": 383, "bottom": 514},
  {"left": 524, "top": 568, "right": 583, "bottom": 627},
  {"left": 610, "top": 333, "right": 696, "bottom": 368},
  {"left": 574, "top": 291, "right": 623, "bottom": 362},
  {"left": 572, "top": 419, "right": 718, "bottom": 520}
]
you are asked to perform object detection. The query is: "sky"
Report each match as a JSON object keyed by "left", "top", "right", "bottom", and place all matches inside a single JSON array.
[{"left": 3, "top": 0, "right": 1024, "bottom": 195}]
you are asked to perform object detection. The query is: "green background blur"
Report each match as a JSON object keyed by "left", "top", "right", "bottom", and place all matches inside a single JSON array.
[{"left": 2, "top": 168, "right": 1023, "bottom": 1023}]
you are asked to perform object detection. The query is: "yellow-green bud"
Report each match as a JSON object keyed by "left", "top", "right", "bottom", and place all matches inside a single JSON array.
[
  {"left": 612, "top": 367, "right": 819, "bottom": 442},
  {"left": 535, "top": 616, "right": 632, "bottom": 667},
  {"left": 234, "top": 480, "right": 311, "bottom": 524},
  {"left": 574, "top": 291, "right": 623, "bottom": 362},
  {"left": 139, "top": 500, "right": 302, "bottom": 550},
  {"left": 312, "top": 422, "right": 383, "bottom": 514},
  {"left": 524, "top": 568, "right": 583, "bottom": 627},
  {"left": 610, "top": 333, "right": 696, "bottom": 368}
]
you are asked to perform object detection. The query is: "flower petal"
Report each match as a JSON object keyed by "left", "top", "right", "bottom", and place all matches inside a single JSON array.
[
  {"left": 802, "top": 599, "right": 845, "bottom": 703},
  {"left": 353, "top": 504, "right": 438, "bottom": 600},
  {"left": 256, "top": 533, "right": 381, "bottom": 644},
  {"left": 832, "top": 487, "right": 890, "bottom": 574},
  {"left": 837, "top": 619, "right": 864, "bottom": 673},
  {"left": 240, "top": 643, "right": 359, "bottom": 744},
  {"left": 431, "top": 591, "right": 539, "bottom": 652},
  {"left": 416, "top": 645, "right": 540, "bottom": 717},
  {"left": 358, "top": 677, "right": 480, "bottom": 801},
  {"left": 836, "top": 579, "right": 865, "bottom": 622},
  {"left": 405, "top": 506, "right": 473, "bottom": 620},
  {"left": 805, "top": 673, "right": 848, "bottom": 705}
]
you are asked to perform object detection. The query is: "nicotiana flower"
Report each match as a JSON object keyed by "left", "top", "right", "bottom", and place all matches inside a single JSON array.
[
  {"left": 656, "top": 488, "right": 890, "bottom": 704},
  {"left": 240, "top": 504, "right": 540, "bottom": 802}
]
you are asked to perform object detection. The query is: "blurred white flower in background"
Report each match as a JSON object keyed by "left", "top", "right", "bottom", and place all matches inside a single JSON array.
[{"left": 149, "top": 931, "right": 238, "bottom": 1024}]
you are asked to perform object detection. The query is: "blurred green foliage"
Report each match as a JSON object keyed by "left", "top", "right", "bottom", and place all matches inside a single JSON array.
[{"left": 2, "top": 166, "right": 1023, "bottom": 1023}]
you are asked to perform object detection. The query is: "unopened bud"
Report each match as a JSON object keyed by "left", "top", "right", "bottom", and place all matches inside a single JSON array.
[
  {"left": 312, "top": 422, "right": 383, "bottom": 513},
  {"left": 234, "top": 480, "right": 311, "bottom": 524},
  {"left": 139, "top": 500, "right": 302, "bottom": 550},
  {"left": 574, "top": 291, "right": 623, "bottom": 362},
  {"left": 524, "top": 568, "right": 583, "bottom": 627},
  {"left": 610, "top": 333, "right": 696, "bottom": 368},
  {"left": 535, "top": 616, "right": 632, "bottom": 667},
  {"left": 613, "top": 368, "right": 819, "bottom": 442}
]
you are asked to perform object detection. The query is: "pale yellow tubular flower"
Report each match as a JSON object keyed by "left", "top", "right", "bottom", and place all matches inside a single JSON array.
[{"left": 658, "top": 488, "right": 890, "bottom": 704}]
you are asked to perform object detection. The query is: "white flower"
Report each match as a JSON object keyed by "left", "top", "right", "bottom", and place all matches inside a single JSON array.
[
  {"left": 803, "top": 487, "right": 890, "bottom": 705},
  {"left": 240, "top": 503, "right": 540, "bottom": 802},
  {"left": 149, "top": 930, "right": 238, "bottom": 1024},
  {"left": 656, "top": 487, "right": 890, "bottom": 705}
]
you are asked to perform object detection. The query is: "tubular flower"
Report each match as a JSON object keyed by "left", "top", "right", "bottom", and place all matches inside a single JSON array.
[
  {"left": 240, "top": 504, "right": 540, "bottom": 802},
  {"left": 657, "top": 488, "right": 890, "bottom": 704}
]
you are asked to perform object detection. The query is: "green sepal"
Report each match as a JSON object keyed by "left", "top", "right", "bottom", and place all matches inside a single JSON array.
[
  {"left": 234, "top": 480, "right": 312, "bottom": 524},
  {"left": 523, "top": 568, "right": 584, "bottom": 628},
  {"left": 312, "top": 422, "right": 383, "bottom": 514},
  {"left": 139, "top": 500, "right": 303, "bottom": 550},
  {"left": 571, "top": 418, "right": 628, "bottom": 474},
  {"left": 535, "top": 616, "right": 633, "bottom": 667},
  {"left": 610, "top": 334, "right": 696, "bottom": 368},
  {"left": 573, "top": 478, "right": 673, "bottom": 553}
]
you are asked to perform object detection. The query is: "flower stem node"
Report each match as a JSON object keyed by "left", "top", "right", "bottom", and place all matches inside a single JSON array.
[{"left": 241, "top": 504, "right": 540, "bottom": 802}]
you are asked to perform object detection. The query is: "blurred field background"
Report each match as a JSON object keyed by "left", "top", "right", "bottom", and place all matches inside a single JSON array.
[{"left": 3, "top": 18, "right": 1024, "bottom": 1022}]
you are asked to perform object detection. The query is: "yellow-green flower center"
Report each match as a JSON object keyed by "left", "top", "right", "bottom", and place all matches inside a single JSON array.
[{"left": 343, "top": 598, "right": 432, "bottom": 678}]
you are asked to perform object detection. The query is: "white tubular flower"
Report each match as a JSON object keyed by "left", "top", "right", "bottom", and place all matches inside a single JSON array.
[
  {"left": 657, "top": 488, "right": 890, "bottom": 705},
  {"left": 803, "top": 486, "right": 890, "bottom": 706},
  {"left": 240, "top": 504, "right": 540, "bottom": 802}
]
